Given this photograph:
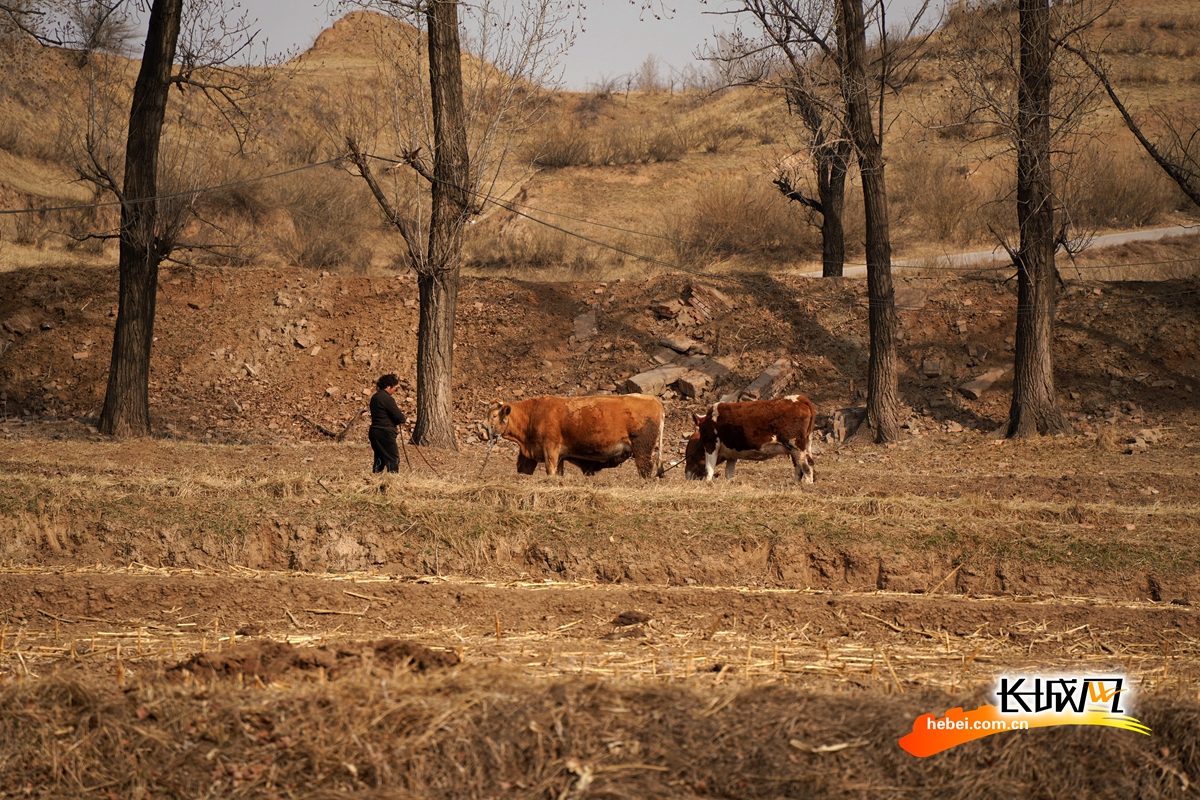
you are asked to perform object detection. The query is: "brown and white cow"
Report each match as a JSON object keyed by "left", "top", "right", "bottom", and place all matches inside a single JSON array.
[
  {"left": 484, "top": 394, "right": 664, "bottom": 478},
  {"left": 684, "top": 395, "right": 817, "bottom": 483}
]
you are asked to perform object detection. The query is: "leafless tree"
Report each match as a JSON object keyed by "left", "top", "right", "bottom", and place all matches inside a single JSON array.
[
  {"left": 46, "top": 0, "right": 277, "bottom": 437},
  {"left": 943, "top": 0, "right": 1111, "bottom": 437},
  {"left": 635, "top": 52, "right": 662, "bottom": 92},
  {"left": 709, "top": 3, "right": 850, "bottom": 278},
  {"left": 69, "top": 0, "right": 135, "bottom": 56},
  {"left": 715, "top": 0, "right": 930, "bottom": 441},
  {"left": 337, "top": 0, "right": 573, "bottom": 449},
  {"left": 1007, "top": 0, "right": 1069, "bottom": 437},
  {"left": 835, "top": 0, "right": 911, "bottom": 442}
]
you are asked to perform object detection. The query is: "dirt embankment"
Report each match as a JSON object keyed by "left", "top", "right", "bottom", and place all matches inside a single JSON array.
[
  {"left": 3, "top": 430, "right": 1199, "bottom": 603},
  {"left": 2, "top": 264, "right": 1198, "bottom": 444}
]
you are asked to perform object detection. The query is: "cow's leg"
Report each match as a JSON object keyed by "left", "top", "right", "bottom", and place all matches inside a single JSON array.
[
  {"left": 516, "top": 454, "right": 539, "bottom": 475},
  {"left": 631, "top": 421, "right": 659, "bottom": 479},
  {"left": 725, "top": 460, "right": 737, "bottom": 480},
  {"left": 542, "top": 445, "right": 563, "bottom": 476},
  {"left": 797, "top": 432, "right": 815, "bottom": 484},
  {"left": 704, "top": 446, "right": 720, "bottom": 481},
  {"left": 633, "top": 452, "right": 653, "bottom": 479},
  {"left": 785, "top": 439, "right": 814, "bottom": 484}
]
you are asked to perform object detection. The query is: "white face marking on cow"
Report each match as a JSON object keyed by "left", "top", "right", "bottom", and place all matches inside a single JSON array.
[{"left": 704, "top": 445, "right": 719, "bottom": 481}]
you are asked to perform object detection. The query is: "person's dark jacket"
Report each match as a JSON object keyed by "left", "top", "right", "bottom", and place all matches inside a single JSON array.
[{"left": 369, "top": 389, "right": 407, "bottom": 434}]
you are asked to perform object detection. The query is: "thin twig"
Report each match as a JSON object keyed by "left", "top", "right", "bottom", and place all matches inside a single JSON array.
[
  {"left": 303, "top": 608, "right": 367, "bottom": 617},
  {"left": 927, "top": 564, "right": 961, "bottom": 595}
]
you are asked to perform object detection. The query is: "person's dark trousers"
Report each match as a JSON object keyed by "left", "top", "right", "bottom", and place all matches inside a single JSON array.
[{"left": 369, "top": 428, "right": 401, "bottom": 473}]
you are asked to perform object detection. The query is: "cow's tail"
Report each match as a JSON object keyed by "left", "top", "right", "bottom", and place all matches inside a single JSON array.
[{"left": 654, "top": 405, "right": 666, "bottom": 478}]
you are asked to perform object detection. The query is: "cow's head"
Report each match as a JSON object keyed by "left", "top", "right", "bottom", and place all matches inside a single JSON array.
[
  {"left": 684, "top": 410, "right": 715, "bottom": 480},
  {"left": 483, "top": 401, "right": 512, "bottom": 441}
]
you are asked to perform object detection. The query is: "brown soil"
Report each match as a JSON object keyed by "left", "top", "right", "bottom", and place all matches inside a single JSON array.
[
  {"left": 2, "top": 261, "right": 1200, "bottom": 796},
  {"left": 4, "top": 570, "right": 1197, "bottom": 682},
  {"left": 1, "top": 569, "right": 1197, "bottom": 798},
  {"left": 2, "top": 261, "right": 1198, "bottom": 445}
]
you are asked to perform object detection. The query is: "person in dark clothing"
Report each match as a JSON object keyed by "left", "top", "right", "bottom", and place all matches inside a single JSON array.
[{"left": 369, "top": 373, "right": 407, "bottom": 473}]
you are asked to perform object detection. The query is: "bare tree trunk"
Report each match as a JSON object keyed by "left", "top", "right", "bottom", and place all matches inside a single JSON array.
[
  {"left": 413, "top": 0, "right": 472, "bottom": 449},
  {"left": 99, "top": 0, "right": 181, "bottom": 438},
  {"left": 817, "top": 140, "right": 850, "bottom": 277},
  {"left": 836, "top": 0, "right": 901, "bottom": 443},
  {"left": 776, "top": 144, "right": 848, "bottom": 277},
  {"left": 415, "top": 269, "right": 458, "bottom": 448},
  {"left": 783, "top": 86, "right": 849, "bottom": 278},
  {"left": 1009, "top": 0, "right": 1070, "bottom": 438}
]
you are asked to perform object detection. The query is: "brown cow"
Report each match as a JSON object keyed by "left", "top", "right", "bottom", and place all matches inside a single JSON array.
[
  {"left": 684, "top": 395, "right": 817, "bottom": 483},
  {"left": 484, "top": 394, "right": 664, "bottom": 478}
]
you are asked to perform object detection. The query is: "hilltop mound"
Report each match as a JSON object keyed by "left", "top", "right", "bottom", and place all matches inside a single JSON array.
[{"left": 299, "top": 9, "right": 419, "bottom": 65}]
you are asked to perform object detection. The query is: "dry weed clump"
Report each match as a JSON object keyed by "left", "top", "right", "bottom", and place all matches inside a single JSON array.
[
  {"left": 466, "top": 223, "right": 586, "bottom": 276},
  {"left": 0, "top": 669, "right": 1196, "bottom": 799},
  {"left": 272, "top": 170, "right": 375, "bottom": 274},
  {"left": 530, "top": 124, "right": 592, "bottom": 168},
  {"left": 687, "top": 110, "right": 748, "bottom": 154},
  {"left": 530, "top": 113, "right": 687, "bottom": 170},
  {"left": 666, "top": 174, "right": 821, "bottom": 264},
  {"left": 893, "top": 150, "right": 984, "bottom": 243},
  {"left": 1067, "top": 150, "right": 1183, "bottom": 230}
]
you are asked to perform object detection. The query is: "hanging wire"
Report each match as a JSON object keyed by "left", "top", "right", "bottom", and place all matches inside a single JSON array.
[
  {"left": 0, "top": 156, "right": 348, "bottom": 216},
  {"left": 1, "top": 149, "right": 1195, "bottom": 301}
]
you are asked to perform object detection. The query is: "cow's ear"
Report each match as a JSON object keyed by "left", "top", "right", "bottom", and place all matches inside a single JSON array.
[
  {"left": 500, "top": 404, "right": 512, "bottom": 424},
  {"left": 692, "top": 412, "right": 704, "bottom": 427}
]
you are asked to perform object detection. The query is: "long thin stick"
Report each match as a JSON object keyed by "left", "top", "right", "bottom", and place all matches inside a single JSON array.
[
  {"left": 477, "top": 436, "right": 498, "bottom": 478},
  {"left": 295, "top": 413, "right": 340, "bottom": 438},
  {"left": 335, "top": 410, "right": 365, "bottom": 443},
  {"left": 928, "top": 564, "right": 961, "bottom": 596}
]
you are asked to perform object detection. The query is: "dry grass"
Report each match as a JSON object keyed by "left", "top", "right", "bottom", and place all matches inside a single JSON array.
[
  {"left": 664, "top": 174, "right": 825, "bottom": 265},
  {"left": 269, "top": 169, "right": 376, "bottom": 273},
  {"left": 0, "top": 649, "right": 1196, "bottom": 798},
  {"left": 2, "top": 425, "right": 1198, "bottom": 589},
  {"left": 2, "top": 1, "right": 1199, "bottom": 276},
  {"left": 531, "top": 116, "right": 689, "bottom": 169},
  {"left": 1068, "top": 149, "right": 1186, "bottom": 230},
  {"left": 892, "top": 150, "right": 986, "bottom": 244}
]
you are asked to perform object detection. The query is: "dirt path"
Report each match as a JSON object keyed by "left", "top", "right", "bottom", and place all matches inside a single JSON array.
[{"left": 802, "top": 224, "right": 1200, "bottom": 275}]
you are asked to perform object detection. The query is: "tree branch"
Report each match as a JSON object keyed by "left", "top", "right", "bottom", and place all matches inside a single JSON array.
[
  {"left": 1060, "top": 40, "right": 1200, "bottom": 209},
  {"left": 345, "top": 137, "right": 425, "bottom": 266},
  {"left": 0, "top": 2, "right": 67, "bottom": 46},
  {"left": 773, "top": 175, "right": 825, "bottom": 215}
]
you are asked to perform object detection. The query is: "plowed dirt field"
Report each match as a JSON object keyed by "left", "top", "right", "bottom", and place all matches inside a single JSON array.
[{"left": 2, "top": 263, "right": 1199, "bottom": 798}]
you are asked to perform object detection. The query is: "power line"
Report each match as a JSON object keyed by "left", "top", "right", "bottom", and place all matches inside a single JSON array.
[
  {"left": 363, "top": 152, "right": 716, "bottom": 277},
  {"left": 0, "top": 156, "right": 347, "bottom": 217},
  {"left": 360, "top": 153, "right": 1200, "bottom": 295},
  {"left": 1, "top": 149, "right": 1196, "bottom": 284}
]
